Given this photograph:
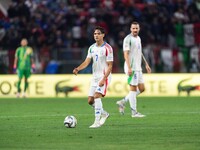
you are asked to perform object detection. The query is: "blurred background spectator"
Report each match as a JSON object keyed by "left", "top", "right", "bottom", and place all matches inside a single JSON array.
[{"left": 0, "top": 0, "right": 200, "bottom": 74}]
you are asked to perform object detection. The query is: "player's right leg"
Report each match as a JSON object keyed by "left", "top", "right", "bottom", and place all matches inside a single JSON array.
[
  {"left": 89, "top": 82, "right": 110, "bottom": 128},
  {"left": 128, "top": 72, "right": 142, "bottom": 116},
  {"left": 131, "top": 73, "right": 145, "bottom": 117},
  {"left": 89, "top": 95, "right": 102, "bottom": 128},
  {"left": 88, "top": 86, "right": 101, "bottom": 128},
  {"left": 131, "top": 111, "right": 145, "bottom": 118},
  {"left": 129, "top": 72, "right": 145, "bottom": 118},
  {"left": 16, "top": 69, "right": 23, "bottom": 98},
  {"left": 97, "top": 82, "right": 110, "bottom": 126}
]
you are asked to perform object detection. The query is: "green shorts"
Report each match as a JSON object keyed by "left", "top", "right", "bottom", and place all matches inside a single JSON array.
[{"left": 17, "top": 69, "right": 31, "bottom": 79}]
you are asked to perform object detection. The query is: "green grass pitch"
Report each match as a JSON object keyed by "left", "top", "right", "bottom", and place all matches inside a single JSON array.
[{"left": 0, "top": 97, "right": 200, "bottom": 150}]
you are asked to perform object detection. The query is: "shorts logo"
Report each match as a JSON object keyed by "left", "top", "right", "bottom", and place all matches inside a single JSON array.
[{"left": 134, "top": 74, "right": 137, "bottom": 79}]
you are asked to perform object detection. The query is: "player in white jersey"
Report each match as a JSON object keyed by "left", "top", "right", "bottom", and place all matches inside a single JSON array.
[
  {"left": 73, "top": 26, "right": 113, "bottom": 128},
  {"left": 116, "top": 21, "right": 151, "bottom": 117}
]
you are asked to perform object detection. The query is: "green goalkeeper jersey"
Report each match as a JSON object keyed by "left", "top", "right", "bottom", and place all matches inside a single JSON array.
[{"left": 15, "top": 46, "right": 33, "bottom": 70}]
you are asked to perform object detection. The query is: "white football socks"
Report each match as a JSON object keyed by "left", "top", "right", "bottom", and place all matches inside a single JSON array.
[
  {"left": 122, "top": 88, "right": 140, "bottom": 103},
  {"left": 136, "top": 88, "right": 141, "bottom": 96},
  {"left": 122, "top": 94, "right": 129, "bottom": 103},
  {"left": 94, "top": 98, "right": 102, "bottom": 122},
  {"left": 129, "top": 91, "right": 137, "bottom": 112},
  {"left": 91, "top": 103, "right": 95, "bottom": 109},
  {"left": 91, "top": 101, "right": 106, "bottom": 115}
]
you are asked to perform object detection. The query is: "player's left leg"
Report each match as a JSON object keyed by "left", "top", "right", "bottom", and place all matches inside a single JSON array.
[
  {"left": 116, "top": 98, "right": 126, "bottom": 115},
  {"left": 23, "top": 78, "right": 29, "bottom": 98},
  {"left": 138, "top": 85, "right": 144, "bottom": 93},
  {"left": 98, "top": 78, "right": 110, "bottom": 126},
  {"left": 16, "top": 69, "right": 24, "bottom": 98},
  {"left": 23, "top": 70, "right": 31, "bottom": 98}
]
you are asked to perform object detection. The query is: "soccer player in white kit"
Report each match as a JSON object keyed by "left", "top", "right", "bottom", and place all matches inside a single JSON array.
[
  {"left": 116, "top": 21, "right": 151, "bottom": 117},
  {"left": 73, "top": 26, "right": 113, "bottom": 128}
]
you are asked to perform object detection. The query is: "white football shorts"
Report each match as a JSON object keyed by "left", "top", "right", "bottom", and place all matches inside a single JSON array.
[
  {"left": 88, "top": 76, "right": 111, "bottom": 97},
  {"left": 127, "top": 71, "right": 144, "bottom": 86}
]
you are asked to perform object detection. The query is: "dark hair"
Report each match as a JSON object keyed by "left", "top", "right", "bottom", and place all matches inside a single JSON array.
[
  {"left": 131, "top": 21, "right": 139, "bottom": 26},
  {"left": 94, "top": 26, "right": 105, "bottom": 34}
]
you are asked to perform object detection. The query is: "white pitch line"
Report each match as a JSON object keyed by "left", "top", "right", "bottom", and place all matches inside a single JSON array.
[
  {"left": 0, "top": 114, "right": 90, "bottom": 119},
  {"left": 0, "top": 111, "right": 200, "bottom": 119}
]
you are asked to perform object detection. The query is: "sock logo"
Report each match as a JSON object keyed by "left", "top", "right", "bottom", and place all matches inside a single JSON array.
[{"left": 95, "top": 111, "right": 100, "bottom": 114}]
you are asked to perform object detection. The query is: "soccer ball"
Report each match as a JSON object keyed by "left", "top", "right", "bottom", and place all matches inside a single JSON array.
[{"left": 64, "top": 115, "right": 77, "bottom": 128}]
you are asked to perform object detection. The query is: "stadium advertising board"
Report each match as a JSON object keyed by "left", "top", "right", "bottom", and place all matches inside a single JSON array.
[{"left": 0, "top": 74, "right": 199, "bottom": 97}]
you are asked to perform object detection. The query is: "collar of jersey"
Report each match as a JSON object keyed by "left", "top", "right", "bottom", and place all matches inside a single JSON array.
[{"left": 96, "top": 42, "right": 106, "bottom": 47}]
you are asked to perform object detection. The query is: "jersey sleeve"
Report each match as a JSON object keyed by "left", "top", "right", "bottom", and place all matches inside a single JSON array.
[
  {"left": 86, "top": 45, "right": 93, "bottom": 58},
  {"left": 123, "top": 35, "right": 131, "bottom": 51},
  {"left": 105, "top": 44, "right": 113, "bottom": 62},
  {"left": 15, "top": 48, "right": 19, "bottom": 58},
  {"left": 27, "top": 47, "right": 33, "bottom": 57}
]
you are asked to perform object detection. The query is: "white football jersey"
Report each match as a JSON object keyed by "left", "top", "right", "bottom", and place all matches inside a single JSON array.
[
  {"left": 123, "top": 34, "right": 142, "bottom": 73},
  {"left": 87, "top": 42, "right": 113, "bottom": 80}
]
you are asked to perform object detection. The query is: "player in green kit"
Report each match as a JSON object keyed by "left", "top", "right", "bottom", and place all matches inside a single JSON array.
[{"left": 13, "top": 38, "right": 35, "bottom": 98}]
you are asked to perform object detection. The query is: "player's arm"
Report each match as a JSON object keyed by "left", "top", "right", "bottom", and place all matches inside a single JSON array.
[
  {"left": 145, "top": 62, "right": 151, "bottom": 74},
  {"left": 124, "top": 51, "right": 132, "bottom": 76},
  {"left": 13, "top": 50, "right": 18, "bottom": 73},
  {"left": 13, "top": 57, "right": 18, "bottom": 69},
  {"left": 99, "top": 61, "right": 113, "bottom": 87},
  {"left": 73, "top": 57, "right": 91, "bottom": 75},
  {"left": 142, "top": 53, "right": 151, "bottom": 73},
  {"left": 31, "top": 57, "right": 36, "bottom": 72},
  {"left": 30, "top": 48, "right": 36, "bottom": 72},
  {"left": 30, "top": 48, "right": 35, "bottom": 65},
  {"left": 31, "top": 57, "right": 35, "bottom": 66}
]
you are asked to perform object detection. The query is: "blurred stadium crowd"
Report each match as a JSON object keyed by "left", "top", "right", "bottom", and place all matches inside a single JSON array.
[{"left": 0, "top": 0, "right": 200, "bottom": 74}]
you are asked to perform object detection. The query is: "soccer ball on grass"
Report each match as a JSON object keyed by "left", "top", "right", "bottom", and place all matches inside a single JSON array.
[{"left": 64, "top": 115, "right": 77, "bottom": 128}]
